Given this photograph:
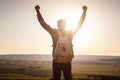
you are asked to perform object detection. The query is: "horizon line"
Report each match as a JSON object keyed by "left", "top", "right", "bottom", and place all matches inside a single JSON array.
[{"left": 0, "top": 53, "right": 120, "bottom": 57}]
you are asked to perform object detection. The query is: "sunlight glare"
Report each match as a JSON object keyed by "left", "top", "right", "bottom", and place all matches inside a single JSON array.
[
  {"left": 73, "top": 18, "right": 93, "bottom": 49},
  {"left": 64, "top": 11, "right": 93, "bottom": 49},
  {"left": 60, "top": 8, "right": 93, "bottom": 54}
]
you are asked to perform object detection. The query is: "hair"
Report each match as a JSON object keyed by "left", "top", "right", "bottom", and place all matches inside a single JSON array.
[
  {"left": 57, "top": 19, "right": 66, "bottom": 24},
  {"left": 57, "top": 19, "right": 66, "bottom": 29}
]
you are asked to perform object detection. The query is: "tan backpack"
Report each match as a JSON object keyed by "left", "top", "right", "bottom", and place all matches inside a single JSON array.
[{"left": 53, "top": 30, "right": 73, "bottom": 63}]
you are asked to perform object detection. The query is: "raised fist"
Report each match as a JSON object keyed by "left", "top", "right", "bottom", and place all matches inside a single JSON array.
[
  {"left": 35, "top": 5, "right": 40, "bottom": 11},
  {"left": 82, "top": 6, "right": 87, "bottom": 11}
]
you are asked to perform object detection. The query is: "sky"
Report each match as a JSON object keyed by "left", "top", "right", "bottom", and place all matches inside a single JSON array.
[{"left": 0, "top": 0, "right": 120, "bottom": 56}]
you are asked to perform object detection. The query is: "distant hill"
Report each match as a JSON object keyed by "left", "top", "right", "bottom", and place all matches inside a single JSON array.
[{"left": 0, "top": 54, "right": 120, "bottom": 64}]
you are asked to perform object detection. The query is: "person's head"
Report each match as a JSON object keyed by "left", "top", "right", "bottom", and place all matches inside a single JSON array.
[{"left": 57, "top": 19, "right": 66, "bottom": 30}]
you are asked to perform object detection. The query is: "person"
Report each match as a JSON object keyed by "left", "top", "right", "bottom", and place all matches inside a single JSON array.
[{"left": 35, "top": 5, "right": 87, "bottom": 80}]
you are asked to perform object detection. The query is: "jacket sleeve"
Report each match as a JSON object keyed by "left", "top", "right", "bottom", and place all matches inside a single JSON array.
[
  {"left": 73, "top": 9, "right": 87, "bottom": 35},
  {"left": 37, "top": 12, "right": 53, "bottom": 33},
  {"left": 74, "top": 13, "right": 86, "bottom": 34}
]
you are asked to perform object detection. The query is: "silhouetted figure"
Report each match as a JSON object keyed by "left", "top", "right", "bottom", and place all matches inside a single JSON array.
[{"left": 35, "top": 5, "right": 87, "bottom": 80}]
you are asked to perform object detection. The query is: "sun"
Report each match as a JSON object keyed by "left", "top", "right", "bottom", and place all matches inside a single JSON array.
[{"left": 64, "top": 12, "right": 80, "bottom": 31}]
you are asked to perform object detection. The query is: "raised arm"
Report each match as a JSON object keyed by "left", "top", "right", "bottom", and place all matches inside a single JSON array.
[
  {"left": 74, "top": 6, "right": 87, "bottom": 33},
  {"left": 35, "top": 5, "right": 53, "bottom": 32}
]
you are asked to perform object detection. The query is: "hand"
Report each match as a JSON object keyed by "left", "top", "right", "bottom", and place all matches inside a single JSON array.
[
  {"left": 82, "top": 6, "right": 87, "bottom": 11},
  {"left": 35, "top": 5, "right": 40, "bottom": 11}
]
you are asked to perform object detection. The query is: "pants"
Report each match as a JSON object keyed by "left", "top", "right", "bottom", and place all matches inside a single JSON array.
[{"left": 52, "top": 61, "right": 72, "bottom": 80}]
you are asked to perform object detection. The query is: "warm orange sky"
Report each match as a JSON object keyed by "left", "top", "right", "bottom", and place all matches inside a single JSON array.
[{"left": 0, "top": 0, "right": 120, "bottom": 56}]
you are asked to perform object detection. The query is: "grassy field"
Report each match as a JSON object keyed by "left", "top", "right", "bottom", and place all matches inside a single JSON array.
[
  {"left": 72, "top": 64, "right": 120, "bottom": 76},
  {"left": 0, "top": 73, "right": 120, "bottom": 80},
  {"left": 0, "top": 55, "right": 120, "bottom": 80}
]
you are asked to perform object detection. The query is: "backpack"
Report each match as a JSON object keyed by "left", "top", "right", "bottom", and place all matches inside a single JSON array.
[{"left": 53, "top": 30, "right": 73, "bottom": 63}]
